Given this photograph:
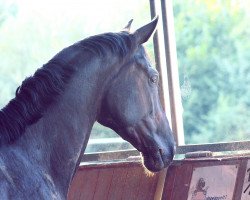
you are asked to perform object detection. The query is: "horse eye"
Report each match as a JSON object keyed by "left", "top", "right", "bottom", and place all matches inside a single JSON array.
[{"left": 150, "top": 75, "right": 158, "bottom": 84}]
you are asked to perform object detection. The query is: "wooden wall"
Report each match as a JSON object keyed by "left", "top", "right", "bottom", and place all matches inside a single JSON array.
[
  {"left": 68, "top": 154, "right": 250, "bottom": 200},
  {"left": 161, "top": 155, "right": 250, "bottom": 200},
  {"left": 68, "top": 162, "right": 159, "bottom": 200}
]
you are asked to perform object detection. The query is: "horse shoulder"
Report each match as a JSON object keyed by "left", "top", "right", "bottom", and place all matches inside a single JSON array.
[{"left": 0, "top": 149, "right": 64, "bottom": 200}]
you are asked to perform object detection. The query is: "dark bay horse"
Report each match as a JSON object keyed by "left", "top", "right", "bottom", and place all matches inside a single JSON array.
[{"left": 0, "top": 17, "right": 175, "bottom": 199}]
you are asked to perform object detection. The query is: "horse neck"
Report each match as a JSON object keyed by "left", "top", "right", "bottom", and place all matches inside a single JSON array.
[{"left": 18, "top": 52, "right": 122, "bottom": 196}]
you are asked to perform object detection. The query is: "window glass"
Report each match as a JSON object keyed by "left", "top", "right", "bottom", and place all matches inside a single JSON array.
[
  {"left": 174, "top": 0, "right": 250, "bottom": 144},
  {"left": 0, "top": 0, "right": 154, "bottom": 153}
]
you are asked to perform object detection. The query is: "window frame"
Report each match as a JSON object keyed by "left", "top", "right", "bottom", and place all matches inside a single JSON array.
[{"left": 152, "top": 0, "right": 250, "bottom": 156}]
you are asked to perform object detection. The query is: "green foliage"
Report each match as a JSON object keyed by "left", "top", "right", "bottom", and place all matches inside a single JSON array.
[{"left": 174, "top": 0, "right": 250, "bottom": 143}]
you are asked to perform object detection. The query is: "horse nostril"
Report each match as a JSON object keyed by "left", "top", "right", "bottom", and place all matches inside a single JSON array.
[{"left": 159, "top": 148, "right": 163, "bottom": 156}]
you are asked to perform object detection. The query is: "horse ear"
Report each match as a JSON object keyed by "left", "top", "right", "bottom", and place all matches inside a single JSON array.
[
  {"left": 123, "top": 19, "right": 133, "bottom": 32},
  {"left": 133, "top": 16, "right": 158, "bottom": 45}
]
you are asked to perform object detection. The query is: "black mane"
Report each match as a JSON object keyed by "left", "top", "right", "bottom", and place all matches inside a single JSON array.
[
  {"left": 0, "top": 31, "right": 133, "bottom": 145},
  {"left": 77, "top": 32, "right": 134, "bottom": 58},
  {"left": 0, "top": 60, "right": 75, "bottom": 145}
]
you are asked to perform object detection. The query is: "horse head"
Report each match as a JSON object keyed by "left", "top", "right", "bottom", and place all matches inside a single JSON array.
[{"left": 98, "top": 17, "right": 175, "bottom": 172}]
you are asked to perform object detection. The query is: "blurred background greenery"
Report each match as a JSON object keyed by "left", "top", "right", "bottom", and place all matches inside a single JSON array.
[
  {"left": 175, "top": 0, "right": 250, "bottom": 143},
  {"left": 0, "top": 0, "right": 249, "bottom": 147}
]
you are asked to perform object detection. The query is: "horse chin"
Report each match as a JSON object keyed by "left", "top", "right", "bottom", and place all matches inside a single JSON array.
[{"left": 141, "top": 151, "right": 172, "bottom": 173}]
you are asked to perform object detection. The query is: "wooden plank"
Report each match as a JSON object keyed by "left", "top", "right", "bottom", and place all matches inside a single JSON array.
[
  {"left": 234, "top": 159, "right": 248, "bottom": 199},
  {"left": 68, "top": 168, "right": 100, "bottom": 200},
  {"left": 161, "top": 165, "right": 177, "bottom": 200},
  {"left": 171, "top": 164, "right": 193, "bottom": 200},
  {"left": 154, "top": 168, "right": 168, "bottom": 200},
  {"left": 80, "top": 169, "right": 100, "bottom": 200},
  {"left": 92, "top": 168, "right": 114, "bottom": 200},
  {"left": 148, "top": 173, "right": 160, "bottom": 200},
  {"left": 121, "top": 166, "right": 144, "bottom": 200},
  {"left": 68, "top": 170, "right": 87, "bottom": 200},
  {"left": 176, "top": 141, "right": 250, "bottom": 154},
  {"left": 136, "top": 171, "right": 159, "bottom": 200},
  {"left": 82, "top": 150, "right": 139, "bottom": 163},
  {"left": 107, "top": 167, "right": 129, "bottom": 200}
]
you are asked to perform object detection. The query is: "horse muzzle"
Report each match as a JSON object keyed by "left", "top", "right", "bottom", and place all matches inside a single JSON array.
[{"left": 141, "top": 145, "right": 174, "bottom": 172}]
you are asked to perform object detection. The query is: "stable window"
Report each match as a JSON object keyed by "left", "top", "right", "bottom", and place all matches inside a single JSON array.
[
  {"left": 173, "top": 0, "right": 250, "bottom": 156},
  {"left": 175, "top": 0, "right": 250, "bottom": 145}
]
